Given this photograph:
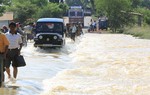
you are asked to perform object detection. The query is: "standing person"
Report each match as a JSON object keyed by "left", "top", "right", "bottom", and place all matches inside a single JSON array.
[
  {"left": 92, "top": 20, "right": 97, "bottom": 32},
  {"left": 70, "top": 23, "right": 77, "bottom": 41},
  {"left": 2, "top": 25, "right": 9, "bottom": 33},
  {"left": 78, "top": 23, "right": 83, "bottom": 35},
  {"left": 0, "top": 32, "right": 9, "bottom": 87},
  {"left": 5, "top": 22, "right": 23, "bottom": 81},
  {"left": 24, "top": 23, "right": 33, "bottom": 42}
]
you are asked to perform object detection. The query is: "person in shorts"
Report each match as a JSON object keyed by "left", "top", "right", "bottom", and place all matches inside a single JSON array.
[{"left": 5, "top": 22, "right": 23, "bottom": 81}]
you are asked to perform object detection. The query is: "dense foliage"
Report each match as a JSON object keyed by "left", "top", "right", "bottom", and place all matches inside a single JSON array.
[
  {"left": 4, "top": 0, "right": 68, "bottom": 24},
  {"left": 94, "top": 0, "right": 150, "bottom": 32},
  {"left": 0, "top": 0, "right": 6, "bottom": 16}
]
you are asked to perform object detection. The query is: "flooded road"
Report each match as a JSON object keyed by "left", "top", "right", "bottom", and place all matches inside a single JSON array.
[{"left": 1, "top": 33, "right": 150, "bottom": 95}]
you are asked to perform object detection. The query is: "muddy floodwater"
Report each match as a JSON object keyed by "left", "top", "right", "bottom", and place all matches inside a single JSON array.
[{"left": 0, "top": 33, "right": 150, "bottom": 95}]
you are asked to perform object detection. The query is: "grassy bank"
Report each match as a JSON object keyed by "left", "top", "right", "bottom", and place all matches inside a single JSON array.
[{"left": 123, "top": 25, "right": 150, "bottom": 39}]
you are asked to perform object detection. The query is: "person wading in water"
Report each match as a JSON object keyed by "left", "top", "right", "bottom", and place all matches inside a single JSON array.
[{"left": 5, "top": 22, "right": 23, "bottom": 81}]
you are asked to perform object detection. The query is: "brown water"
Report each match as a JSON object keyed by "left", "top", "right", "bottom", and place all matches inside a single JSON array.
[{"left": 1, "top": 33, "right": 150, "bottom": 95}]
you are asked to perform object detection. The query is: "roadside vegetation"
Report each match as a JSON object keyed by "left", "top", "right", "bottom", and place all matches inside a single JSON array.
[
  {"left": 0, "top": 0, "right": 68, "bottom": 24},
  {"left": 93, "top": 0, "right": 150, "bottom": 39},
  {"left": 124, "top": 25, "right": 150, "bottom": 39}
]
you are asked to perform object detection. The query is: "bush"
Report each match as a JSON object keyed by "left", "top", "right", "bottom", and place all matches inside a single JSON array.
[
  {"left": 124, "top": 25, "right": 150, "bottom": 39},
  {"left": 135, "top": 8, "right": 150, "bottom": 25}
]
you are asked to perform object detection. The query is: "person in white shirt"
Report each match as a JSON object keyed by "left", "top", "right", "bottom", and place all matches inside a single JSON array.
[
  {"left": 24, "top": 23, "right": 33, "bottom": 42},
  {"left": 5, "top": 22, "right": 23, "bottom": 81},
  {"left": 70, "top": 23, "right": 77, "bottom": 41}
]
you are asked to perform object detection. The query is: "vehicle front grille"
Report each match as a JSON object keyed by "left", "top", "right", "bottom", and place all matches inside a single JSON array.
[{"left": 35, "top": 34, "right": 62, "bottom": 45}]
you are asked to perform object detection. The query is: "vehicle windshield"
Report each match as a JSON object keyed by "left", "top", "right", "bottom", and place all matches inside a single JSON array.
[
  {"left": 36, "top": 22, "right": 63, "bottom": 33},
  {"left": 70, "top": 12, "right": 75, "bottom": 16},
  {"left": 77, "top": 11, "right": 83, "bottom": 16}
]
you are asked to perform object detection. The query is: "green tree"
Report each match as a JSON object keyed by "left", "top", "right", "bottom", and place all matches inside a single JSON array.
[
  {"left": 90, "top": 0, "right": 95, "bottom": 14},
  {"left": 30, "top": 0, "right": 48, "bottom": 7},
  {"left": 49, "top": 0, "right": 59, "bottom": 3},
  {"left": 5, "top": 0, "right": 68, "bottom": 24},
  {"left": 7, "top": 1, "right": 37, "bottom": 23},
  {"left": 95, "top": 0, "right": 132, "bottom": 32},
  {"left": 0, "top": 0, "right": 6, "bottom": 16},
  {"left": 58, "top": 3, "right": 69, "bottom": 15},
  {"left": 135, "top": 7, "right": 150, "bottom": 25},
  {"left": 2, "top": 0, "right": 11, "bottom": 6},
  {"left": 36, "top": 3, "right": 65, "bottom": 18},
  {"left": 131, "top": 0, "right": 142, "bottom": 8},
  {"left": 11, "top": 0, "right": 48, "bottom": 7},
  {"left": 65, "top": 0, "right": 82, "bottom": 6},
  {"left": 141, "top": 0, "right": 150, "bottom": 9},
  {"left": 0, "top": 7, "right": 5, "bottom": 16},
  {"left": 80, "top": 0, "right": 91, "bottom": 9}
]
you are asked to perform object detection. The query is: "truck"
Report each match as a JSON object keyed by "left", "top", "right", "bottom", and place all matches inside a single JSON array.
[{"left": 68, "top": 6, "right": 84, "bottom": 26}]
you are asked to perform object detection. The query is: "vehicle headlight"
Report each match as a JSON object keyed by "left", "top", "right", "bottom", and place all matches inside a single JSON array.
[
  {"left": 39, "top": 35, "right": 43, "bottom": 39},
  {"left": 53, "top": 36, "right": 57, "bottom": 40}
]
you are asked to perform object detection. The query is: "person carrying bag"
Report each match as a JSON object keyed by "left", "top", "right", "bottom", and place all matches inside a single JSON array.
[
  {"left": 5, "top": 22, "right": 23, "bottom": 81},
  {"left": 15, "top": 55, "right": 26, "bottom": 67}
]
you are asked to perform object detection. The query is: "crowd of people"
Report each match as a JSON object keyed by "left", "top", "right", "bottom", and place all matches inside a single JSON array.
[
  {"left": 0, "top": 22, "right": 35, "bottom": 87},
  {"left": 65, "top": 22, "right": 83, "bottom": 41},
  {"left": 1, "top": 22, "right": 35, "bottom": 46}
]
